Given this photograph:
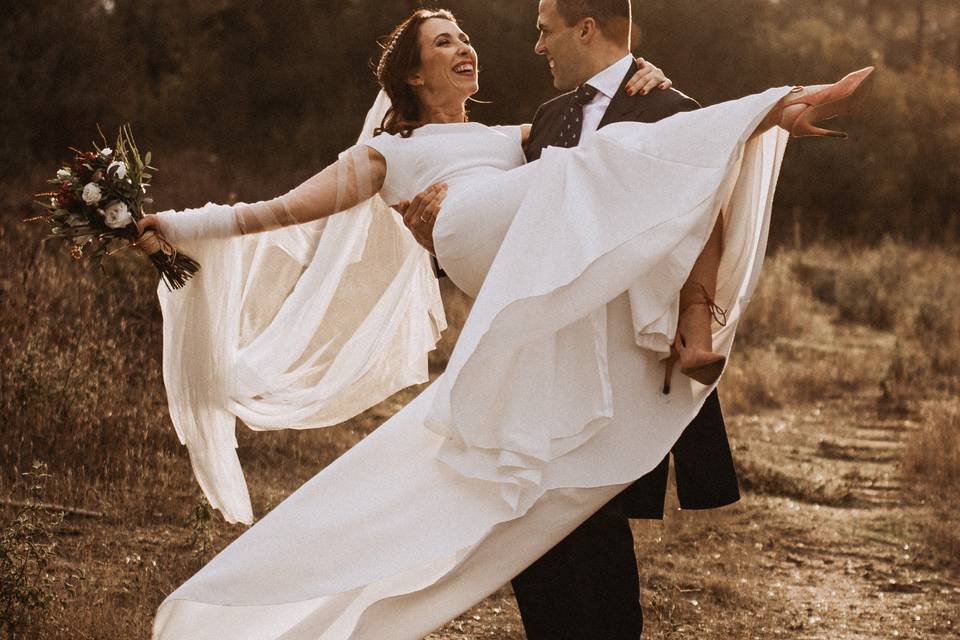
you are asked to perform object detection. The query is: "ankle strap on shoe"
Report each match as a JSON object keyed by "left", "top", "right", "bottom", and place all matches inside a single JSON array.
[{"left": 683, "top": 283, "right": 728, "bottom": 327}]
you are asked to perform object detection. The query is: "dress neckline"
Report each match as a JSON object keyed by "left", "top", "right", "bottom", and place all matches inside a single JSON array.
[{"left": 415, "top": 121, "right": 485, "bottom": 133}]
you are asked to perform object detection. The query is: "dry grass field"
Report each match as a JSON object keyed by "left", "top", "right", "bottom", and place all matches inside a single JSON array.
[{"left": 2, "top": 172, "right": 958, "bottom": 638}]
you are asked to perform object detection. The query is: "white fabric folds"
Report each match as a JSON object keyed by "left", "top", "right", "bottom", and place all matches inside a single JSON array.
[
  {"left": 426, "top": 88, "right": 790, "bottom": 516},
  {"left": 157, "top": 91, "right": 446, "bottom": 524},
  {"left": 154, "top": 88, "right": 792, "bottom": 640}
]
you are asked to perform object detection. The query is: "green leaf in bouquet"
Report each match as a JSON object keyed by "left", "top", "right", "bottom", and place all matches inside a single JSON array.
[
  {"left": 144, "top": 152, "right": 151, "bottom": 167},
  {"left": 56, "top": 227, "right": 98, "bottom": 239}
]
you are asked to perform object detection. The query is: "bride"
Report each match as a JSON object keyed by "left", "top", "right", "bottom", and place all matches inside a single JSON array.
[{"left": 143, "top": 7, "right": 872, "bottom": 639}]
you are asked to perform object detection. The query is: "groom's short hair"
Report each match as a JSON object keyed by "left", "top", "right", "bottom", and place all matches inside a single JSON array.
[{"left": 555, "top": 0, "right": 631, "bottom": 38}]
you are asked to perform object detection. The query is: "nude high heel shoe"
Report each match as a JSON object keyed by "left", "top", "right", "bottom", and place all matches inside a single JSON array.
[
  {"left": 662, "top": 284, "right": 728, "bottom": 395},
  {"left": 775, "top": 66, "right": 875, "bottom": 139}
]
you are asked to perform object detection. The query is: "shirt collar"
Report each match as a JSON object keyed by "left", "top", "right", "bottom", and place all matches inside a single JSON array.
[{"left": 585, "top": 53, "right": 635, "bottom": 100}]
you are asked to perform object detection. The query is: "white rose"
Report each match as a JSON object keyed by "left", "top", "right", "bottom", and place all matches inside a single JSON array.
[
  {"left": 82, "top": 182, "right": 102, "bottom": 205},
  {"left": 102, "top": 201, "right": 133, "bottom": 229},
  {"left": 100, "top": 147, "right": 113, "bottom": 157},
  {"left": 56, "top": 168, "right": 72, "bottom": 179},
  {"left": 108, "top": 160, "right": 127, "bottom": 180}
]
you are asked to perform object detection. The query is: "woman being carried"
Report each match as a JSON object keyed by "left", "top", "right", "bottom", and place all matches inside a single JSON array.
[{"left": 145, "top": 8, "right": 872, "bottom": 640}]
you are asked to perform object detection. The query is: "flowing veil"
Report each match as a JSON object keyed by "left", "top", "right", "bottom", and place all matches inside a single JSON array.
[{"left": 156, "top": 91, "right": 447, "bottom": 524}]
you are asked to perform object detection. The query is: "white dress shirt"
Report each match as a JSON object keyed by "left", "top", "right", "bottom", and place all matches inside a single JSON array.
[{"left": 579, "top": 53, "right": 635, "bottom": 145}]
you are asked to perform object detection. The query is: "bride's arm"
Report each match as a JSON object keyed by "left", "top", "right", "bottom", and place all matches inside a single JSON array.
[
  {"left": 140, "top": 145, "right": 386, "bottom": 242},
  {"left": 520, "top": 124, "right": 533, "bottom": 145}
]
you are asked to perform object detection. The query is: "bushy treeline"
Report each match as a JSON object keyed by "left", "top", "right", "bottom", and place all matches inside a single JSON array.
[{"left": 4, "top": 0, "right": 958, "bottom": 244}]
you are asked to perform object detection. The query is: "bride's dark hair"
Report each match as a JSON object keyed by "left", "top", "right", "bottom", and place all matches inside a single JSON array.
[{"left": 374, "top": 8, "right": 458, "bottom": 138}]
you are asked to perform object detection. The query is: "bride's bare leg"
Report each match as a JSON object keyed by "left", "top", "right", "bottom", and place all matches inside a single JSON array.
[
  {"left": 663, "top": 212, "right": 727, "bottom": 394},
  {"left": 679, "top": 211, "right": 724, "bottom": 352}
]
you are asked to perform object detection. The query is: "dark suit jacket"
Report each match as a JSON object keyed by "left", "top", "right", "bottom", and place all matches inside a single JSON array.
[{"left": 524, "top": 66, "right": 741, "bottom": 519}]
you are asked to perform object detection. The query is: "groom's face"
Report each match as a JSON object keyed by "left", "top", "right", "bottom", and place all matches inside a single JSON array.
[{"left": 535, "top": 0, "right": 591, "bottom": 91}]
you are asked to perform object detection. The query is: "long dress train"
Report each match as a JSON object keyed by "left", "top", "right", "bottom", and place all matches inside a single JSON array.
[{"left": 154, "top": 86, "right": 792, "bottom": 639}]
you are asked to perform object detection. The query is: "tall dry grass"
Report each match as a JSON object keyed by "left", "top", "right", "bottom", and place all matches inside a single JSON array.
[
  {"left": 902, "top": 400, "right": 960, "bottom": 569},
  {"left": 725, "top": 241, "right": 960, "bottom": 413},
  {"left": 720, "top": 248, "right": 882, "bottom": 415},
  {"left": 0, "top": 207, "right": 179, "bottom": 512},
  {"left": 807, "top": 240, "right": 960, "bottom": 380}
]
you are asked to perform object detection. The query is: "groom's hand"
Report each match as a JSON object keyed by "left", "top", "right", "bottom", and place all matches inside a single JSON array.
[{"left": 396, "top": 182, "right": 448, "bottom": 256}]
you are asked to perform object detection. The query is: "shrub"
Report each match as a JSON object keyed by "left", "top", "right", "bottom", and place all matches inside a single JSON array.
[
  {"left": 0, "top": 463, "right": 83, "bottom": 636},
  {"left": 736, "top": 249, "right": 822, "bottom": 349},
  {"left": 904, "top": 402, "right": 960, "bottom": 497},
  {"left": 188, "top": 497, "right": 216, "bottom": 568}
]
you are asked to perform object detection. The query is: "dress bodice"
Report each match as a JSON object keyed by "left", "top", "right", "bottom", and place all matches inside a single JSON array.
[{"left": 362, "top": 123, "right": 526, "bottom": 206}]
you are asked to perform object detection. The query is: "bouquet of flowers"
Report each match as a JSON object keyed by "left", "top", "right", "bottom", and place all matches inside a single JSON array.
[{"left": 30, "top": 125, "right": 199, "bottom": 290}]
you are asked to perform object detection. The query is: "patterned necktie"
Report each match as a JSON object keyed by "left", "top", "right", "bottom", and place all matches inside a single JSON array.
[{"left": 555, "top": 83, "right": 598, "bottom": 148}]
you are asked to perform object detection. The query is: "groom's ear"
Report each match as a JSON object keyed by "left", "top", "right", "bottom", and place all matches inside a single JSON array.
[{"left": 576, "top": 17, "right": 599, "bottom": 44}]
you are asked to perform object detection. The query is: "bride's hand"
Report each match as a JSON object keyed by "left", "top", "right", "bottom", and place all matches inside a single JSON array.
[
  {"left": 626, "top": 57, "right": 672, "bottom": 96},
  {"left": 137, "top": 213, "right": 161, "bottom": 236},
  {"left": 136, "top": 211, "right": 178, "bottom": 241}
]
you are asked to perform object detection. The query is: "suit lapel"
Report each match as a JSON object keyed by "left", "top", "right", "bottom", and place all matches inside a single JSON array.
[{"left": 598, "top": 65, "right": 650, "bottom": 129}]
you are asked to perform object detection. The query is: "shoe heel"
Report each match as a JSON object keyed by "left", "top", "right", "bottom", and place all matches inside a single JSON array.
[{"left": 792, "top": 113, "right": 849, "bottom": 138}]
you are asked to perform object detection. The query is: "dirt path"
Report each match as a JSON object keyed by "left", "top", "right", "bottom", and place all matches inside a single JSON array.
[{"left": 430, "top": 326, "right": 960, "bottom": 639}]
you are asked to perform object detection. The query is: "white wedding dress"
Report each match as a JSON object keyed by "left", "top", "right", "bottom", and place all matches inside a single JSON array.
[{"left": 153, "top": 87, "right": 792, "bottom": 639}]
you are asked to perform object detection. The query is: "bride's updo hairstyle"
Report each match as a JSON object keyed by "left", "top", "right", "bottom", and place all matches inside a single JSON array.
[{"left": 375, "top": 8, "right": 458, "bottom": 138}]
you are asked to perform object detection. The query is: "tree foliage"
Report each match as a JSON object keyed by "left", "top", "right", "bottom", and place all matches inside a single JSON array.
[{"left": 4, "top": 0, "right": 957, "bottom": 244}]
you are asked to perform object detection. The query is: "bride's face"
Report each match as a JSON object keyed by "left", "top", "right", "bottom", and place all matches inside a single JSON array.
[{"left": 410, "top": 18, "right": 480, "bottom": 103}]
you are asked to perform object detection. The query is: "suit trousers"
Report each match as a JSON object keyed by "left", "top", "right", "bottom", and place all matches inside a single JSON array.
[{"left": 511, "top": 508, "right": 642, "bottom": 640}]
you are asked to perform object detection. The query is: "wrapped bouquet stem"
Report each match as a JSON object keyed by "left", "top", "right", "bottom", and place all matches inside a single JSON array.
[{"left": 129, "top": 228, "right": 200, "bottom": 291}]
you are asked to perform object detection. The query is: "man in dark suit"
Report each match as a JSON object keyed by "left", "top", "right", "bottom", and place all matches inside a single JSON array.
[{"left": 400, "top": 1, "right": 740, "bottom": 637}]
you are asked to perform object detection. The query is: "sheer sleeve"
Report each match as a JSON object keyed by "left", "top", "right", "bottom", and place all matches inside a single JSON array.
[{"left": 154, "top": 145, "right": 386, "bottom": 244}]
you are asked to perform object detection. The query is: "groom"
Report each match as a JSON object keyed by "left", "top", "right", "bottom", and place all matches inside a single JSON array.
[{"left": 401, "top": 1, "right": 740, "bottom": 637}]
